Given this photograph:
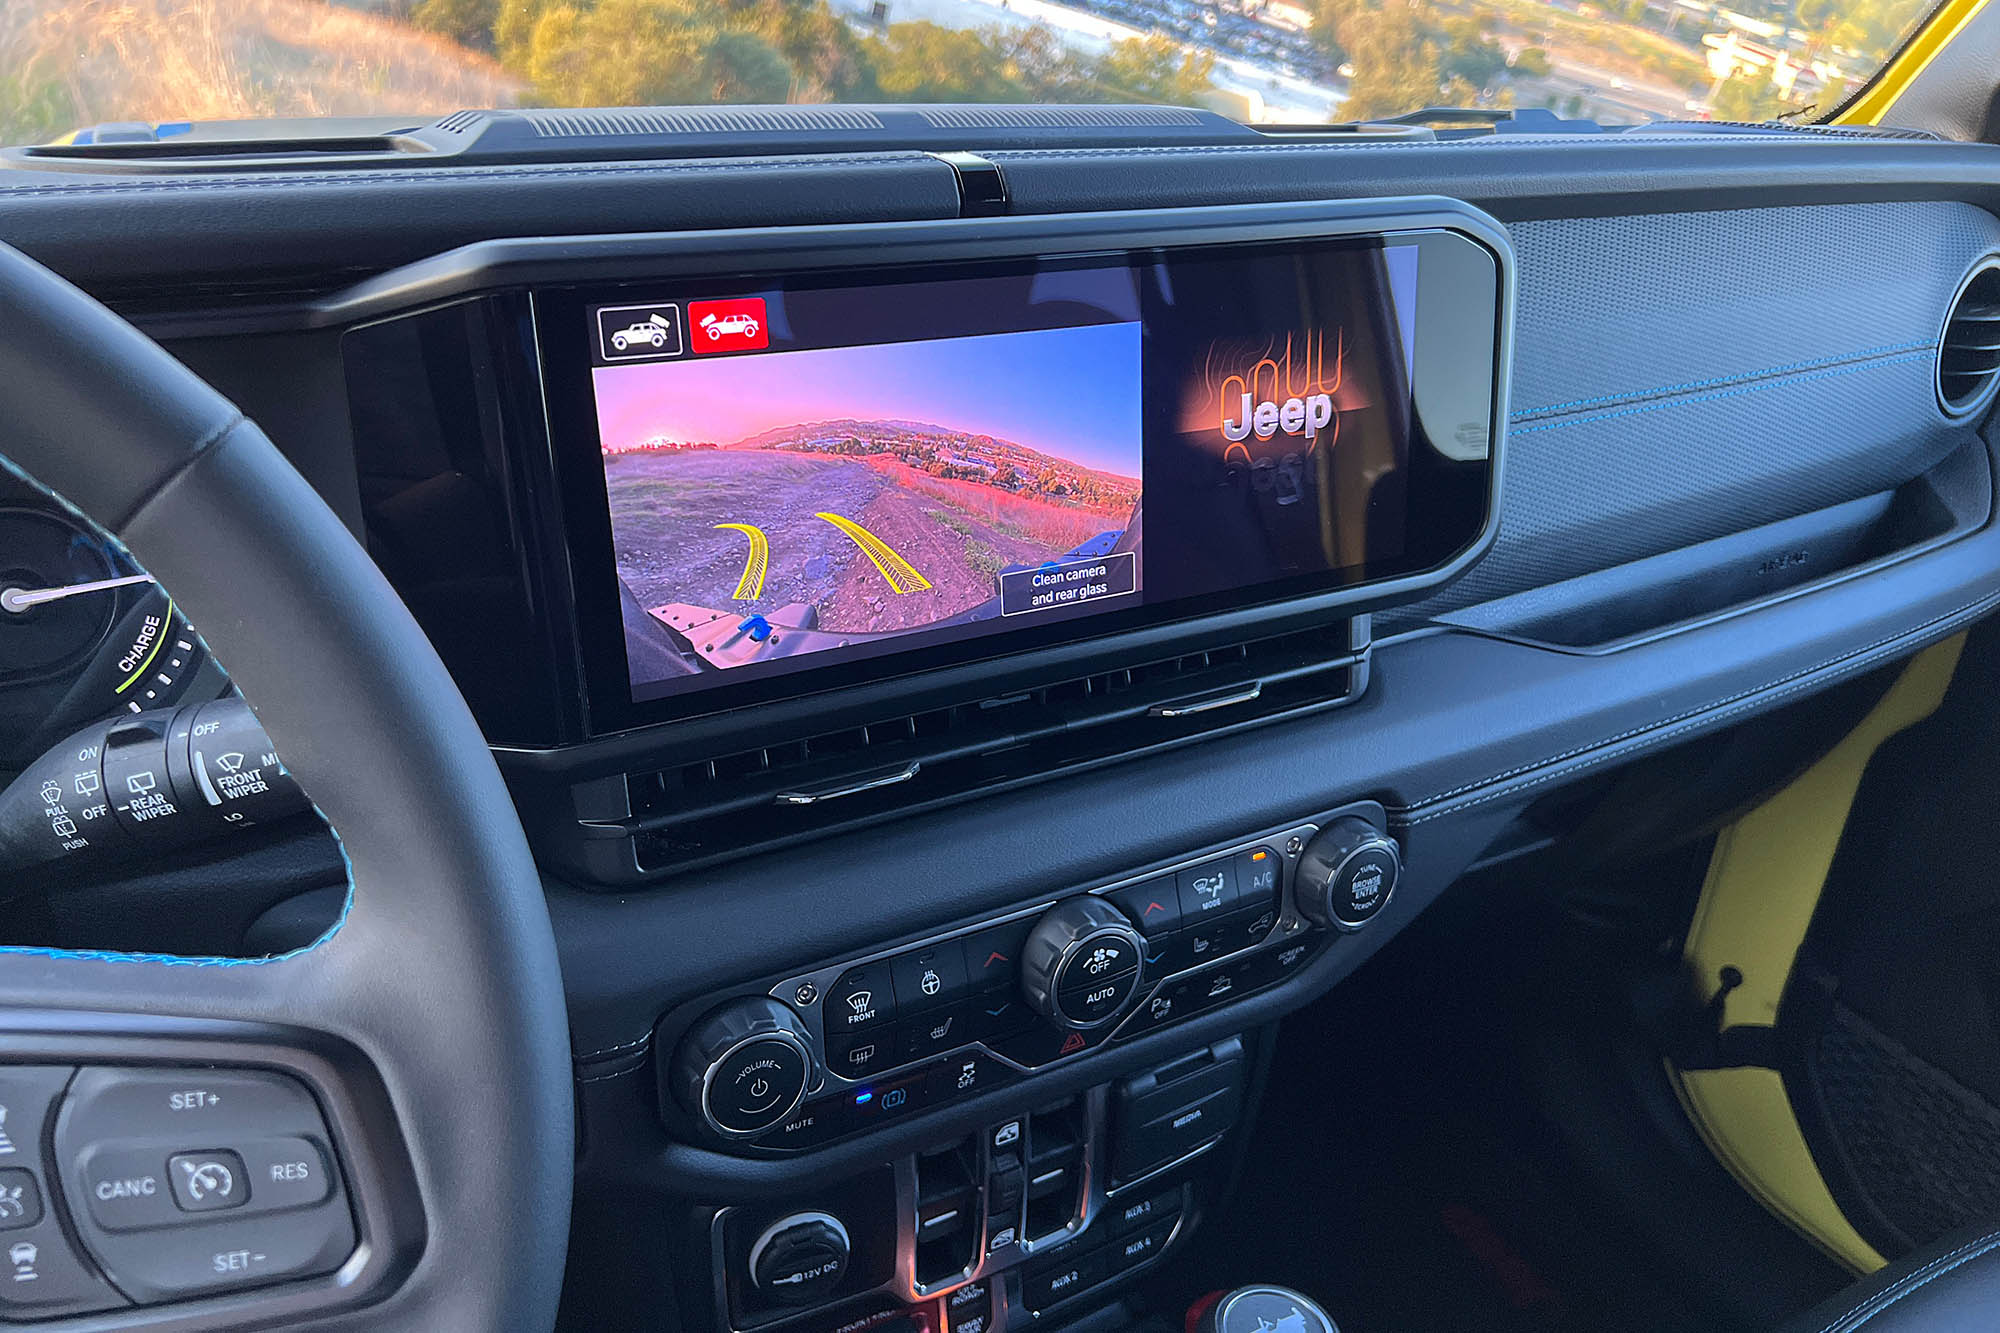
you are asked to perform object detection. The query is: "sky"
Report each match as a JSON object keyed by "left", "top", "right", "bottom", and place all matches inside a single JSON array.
[{"left": 592, "top": 322, "right": 1143, "bottom": 478}]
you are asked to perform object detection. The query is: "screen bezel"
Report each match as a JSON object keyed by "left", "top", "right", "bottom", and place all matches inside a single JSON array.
[{"left": 533, "top": 204, "right": 1508, "bottom": 736}]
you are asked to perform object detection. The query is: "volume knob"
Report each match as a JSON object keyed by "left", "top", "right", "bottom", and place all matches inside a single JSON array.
[
  {"left": 1020, "top": 897, "right": 1146, "bottom": 1030},
  {"left": 1295, "top": 817, "right": 1401, "bottom": 932},
  {"left": 672, "top": 997, "right": 814, "bottom": 1138}
]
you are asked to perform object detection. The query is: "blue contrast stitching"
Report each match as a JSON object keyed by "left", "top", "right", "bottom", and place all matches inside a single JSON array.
[
  {"left": 1821, "top": 1230, "right": 2000, "bottom": 1332},
  {"left": 1509, "top": 350, "right": 1935, "bottom": 437},
  {"left": 1511, "top": 340, "right": 1932, "bottom": 421},
  {"left": 0, "top": 452, "right": 356, "bottom": 969}
]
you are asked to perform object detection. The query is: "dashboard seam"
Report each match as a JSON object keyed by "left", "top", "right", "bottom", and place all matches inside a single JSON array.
[
  {"left": 1395, "top": 586, "right": 2000, "bottom": 824},
  {"left": 982, "top": 136, "right": 1818, "bottom": 161},
  {"left": 0, "top": 153, "right": 948, "bottom": 198},
  {"left": 1510, "top": 340, "right": 1934, "bottom": 420},
  {"left": 1507, "top": 350, "right": 1936, "bottom": 436}
]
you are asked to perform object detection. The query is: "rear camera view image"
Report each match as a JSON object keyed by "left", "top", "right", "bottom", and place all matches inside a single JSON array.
[{"left": 596, "top": 323, "right": 1143, "bottom": 695}]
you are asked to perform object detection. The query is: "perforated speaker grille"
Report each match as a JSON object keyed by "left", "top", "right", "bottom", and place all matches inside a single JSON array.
[
  {"left": 520, "top": 107, "right": 886, "bottom": 138},
  {"left": 918, "top": 106, "right": 1204, "bottom": 129}
]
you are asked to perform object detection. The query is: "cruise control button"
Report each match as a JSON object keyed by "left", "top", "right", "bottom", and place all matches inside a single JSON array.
[
  {"left": 78, "top": 1145, "right": 177, "bottom": 1231},
  {"left": 0, "top": 1067, "right": 74, "bottom": 1170},
  {"left": 167, "top": 1150, "right": 247, "bottom": 1213},
  {"left": 82, "top": 1204, "right": 355, "bottom": 1303},
  {"left": 0, "top": 1170, "right": 42, "bottom": 1232},
  {"left": 238, "top": 1138, "right": 331, "bottom": 1214},
  {"left": 827, "top": 963, "right": 895, "bottom": 1033},
  {"left": 1176, "top": 859, "right": 1239, "bottom": 921},
  {"left": 0, "top": 1211, "right": 127, "bottom": 1318}
]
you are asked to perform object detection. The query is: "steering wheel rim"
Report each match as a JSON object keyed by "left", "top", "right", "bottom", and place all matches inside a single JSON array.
[{"left": 0, "top": 244, "right": 572, "bottom": 1329}]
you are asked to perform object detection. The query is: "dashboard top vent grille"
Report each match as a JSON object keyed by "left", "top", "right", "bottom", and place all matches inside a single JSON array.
[
  {"left": 432, "top": 110, "right": 488, "bottom": 135},
  {"left": 1939, "top": 257, "right": 2000, "bottom": 421},
  {"left": 520, "top": 106, "right": 887, "bottom": 138},
  {"left": 918, "top": 105, "right": 1206, "bottom": 130},
  {"left": 563, "top": 619, "right": 1369, "bottom": 883}
]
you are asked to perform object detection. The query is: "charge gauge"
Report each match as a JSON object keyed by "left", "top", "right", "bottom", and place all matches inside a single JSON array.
[{"left": 0, "top": 505, "right": 217, "bottom": 769}]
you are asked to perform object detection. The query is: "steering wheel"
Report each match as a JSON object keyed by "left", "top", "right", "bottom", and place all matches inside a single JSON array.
[{"left": 0, "top": 242, "right": 572, "bottom": 1330}]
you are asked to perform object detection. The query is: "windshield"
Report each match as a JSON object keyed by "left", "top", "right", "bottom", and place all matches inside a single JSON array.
[{"left": 0, "top": 0, "right": 1943, "bottom": 148}]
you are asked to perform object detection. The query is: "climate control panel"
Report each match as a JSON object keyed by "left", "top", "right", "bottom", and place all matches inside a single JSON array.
[{"left": 661, "top": 813, "right": 1400, "bottom": 1151}]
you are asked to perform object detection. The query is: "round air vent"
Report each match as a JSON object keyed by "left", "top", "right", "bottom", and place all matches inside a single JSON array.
[{"left": 1939, "top": 257, "right": 2000, "bottom": 420}]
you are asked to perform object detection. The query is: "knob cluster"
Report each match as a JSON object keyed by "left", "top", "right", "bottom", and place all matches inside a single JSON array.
[
  {"left": 1294, "top": 817, "right": 1401, "bottom": 932},
  {"left": 1018, "top": 896, "right": 1147, "bottom": 1030},
  {"left": 671, "top": 996, "right": 814, "bottom": 1137}
]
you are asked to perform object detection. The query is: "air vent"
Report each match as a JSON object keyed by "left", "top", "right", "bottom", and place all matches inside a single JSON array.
[
  {"left": 918, "top": 106, "right": 1206, "bottom": 129},
  {"left": 433, "top": 111, "right": 488, "bottom": 135},
  {"left": 1939, "top": 257, "right": 2000, "bottom": 421},
  {"left": 562, "top": 619, "right": 1369, "bottom": 883},
  {"left": 519, "top": 106, "right": 886, "bottom": 138}
]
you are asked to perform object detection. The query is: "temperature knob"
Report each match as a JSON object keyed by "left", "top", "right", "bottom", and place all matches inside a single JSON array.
[
  {"left": 672, "top": 997, "right": 814, "bottom": 1138},
  {"left": 1020, "top": 897, "right": 1146, "bottom": 1030},
  {"left": 1295, "top": 818, "right": 1401, "bottom": 932}
]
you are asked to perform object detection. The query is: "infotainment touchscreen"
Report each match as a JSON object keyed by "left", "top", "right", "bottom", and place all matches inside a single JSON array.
[{"left": 549, "top": 226, "right": 1501, "bottom": 720}]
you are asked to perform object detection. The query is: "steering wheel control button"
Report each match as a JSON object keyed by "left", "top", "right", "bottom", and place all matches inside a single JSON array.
[
  {"left": 0, "top": 1212, "right": 129, "bottom": 1318},
  {"left": 670, "top": 997, "right": 815, "bottom": 1137},
  {"left": 748, "top": 1212, "right": 850, "bottom": 1306},
  {"left": 0, "top": 1170, "right": 43, "bottom": 1231},
  {"left": 84, "top": 1206, "right": 356, "bottom": 1303},
  {"left": 78, "top": 1146, "right": 178, "bottom": 1231},
  {"left": 167, "top": 1150, "right": 246, "bottom": 1212},
  {"left": 237, "top": 1137, "right": 332, "bottom": 1213},
  {"left": 827, "top": 962, "right": 895, "bottom": 1033},
  {"left": 1295, "top": 818, "right": 1402, "bottom": 932},
  {"left": 52, "top": 1066, "right": 356, "bottom": 1300},
  {"left": 890, "top": 942, "right": 969, "bottom": 1012},
  {"left": 1176, "top": 859, "right": 1240, "bottom": 921}
]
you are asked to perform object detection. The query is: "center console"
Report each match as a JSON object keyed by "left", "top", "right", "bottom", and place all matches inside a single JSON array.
[{"left": 649, "top": 807, "right": 1399, "bottom": 1333}]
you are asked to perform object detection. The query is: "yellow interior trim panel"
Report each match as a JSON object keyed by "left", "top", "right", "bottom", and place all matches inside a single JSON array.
[
  {"left": 1672, "top": 635, "right": 1965, "bottom": 1272},
  {"left": 1831, "top": 0, "right": 1994, "bottom": 126}
]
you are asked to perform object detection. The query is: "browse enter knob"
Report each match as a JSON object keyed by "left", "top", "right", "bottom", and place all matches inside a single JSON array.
[{"left": 1294, "top": 817, "right": 1401, "bottom": 932}]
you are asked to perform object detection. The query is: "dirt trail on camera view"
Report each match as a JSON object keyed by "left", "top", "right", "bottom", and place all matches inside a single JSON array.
[{"left": 606, "top": 449, "right": 1126, "bottom": 638}]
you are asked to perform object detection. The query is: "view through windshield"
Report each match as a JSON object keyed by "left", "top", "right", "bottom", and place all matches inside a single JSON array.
[{"left": 0, "top": 0, "right": 1940, "bottom": 150}]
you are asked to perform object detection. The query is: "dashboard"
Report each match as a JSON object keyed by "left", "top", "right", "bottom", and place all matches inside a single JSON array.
[{"left": 0, "top": 109, "right": 1999, "bottom": 1333}]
